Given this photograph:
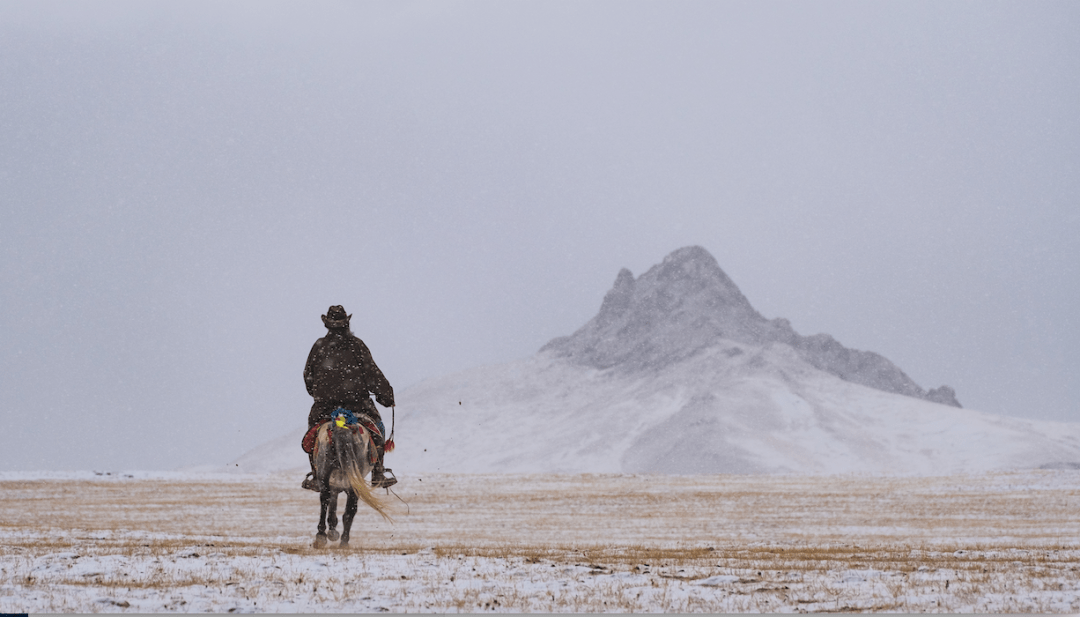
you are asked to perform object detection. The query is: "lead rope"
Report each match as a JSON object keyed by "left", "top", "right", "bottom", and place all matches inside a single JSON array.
[{"left": 388, "top": 485, "right": 409, "bottom": 514}]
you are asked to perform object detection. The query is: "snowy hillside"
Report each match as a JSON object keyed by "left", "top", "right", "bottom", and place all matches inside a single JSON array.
[
  {"left": 384, "top": 347, "right": 1080, "bottom": 474},
  {"left": 235, "top": 247, "right": 1080, "bottom": 475}
]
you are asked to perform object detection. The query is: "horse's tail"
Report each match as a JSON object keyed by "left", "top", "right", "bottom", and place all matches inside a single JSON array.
[{"left": 335, "top": 426, "right": 392, "bottom": 522}]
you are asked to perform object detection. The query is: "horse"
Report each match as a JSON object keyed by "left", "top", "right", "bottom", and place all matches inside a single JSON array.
[{"left": 311, "top": 411, "right": 391, "bottom": 548}]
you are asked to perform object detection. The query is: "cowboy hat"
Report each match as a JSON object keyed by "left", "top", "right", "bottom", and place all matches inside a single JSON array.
[{"left": 321, "top": 305, "right": 351, "bottom": 328}]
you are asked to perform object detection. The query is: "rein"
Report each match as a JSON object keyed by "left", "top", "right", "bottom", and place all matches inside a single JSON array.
[{"left": 386, "top": 405, "right": 396, "bottom": 452}]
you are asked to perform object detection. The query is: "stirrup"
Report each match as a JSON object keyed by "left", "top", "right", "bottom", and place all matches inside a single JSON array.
[
  {"left": 301, "top": 472, "right": 320, "bottom": 492},
  {"left": 371, "top": 467, "right": 397, "bottom": 489}
]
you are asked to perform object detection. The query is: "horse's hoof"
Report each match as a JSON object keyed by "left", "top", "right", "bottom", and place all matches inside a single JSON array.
[
  {"left": 327, "top": 529, "right": 340, "bottom": 542},
  {"left": 313, "top": 533, "right": 327, "bottom": 549},
  {"left": 338, "top": 539, "right": 349, "bottom": 549}
]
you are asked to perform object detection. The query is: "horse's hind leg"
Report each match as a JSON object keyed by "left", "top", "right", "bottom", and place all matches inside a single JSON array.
[
  {"left": 339, "top": 490, "right": 359, "bottom": 548},
  {"left": 327, "top": 492, "right": 340, "bottom": 542},
  {"left": 313, "top": 489, "right": 331, "bottom": 549}
]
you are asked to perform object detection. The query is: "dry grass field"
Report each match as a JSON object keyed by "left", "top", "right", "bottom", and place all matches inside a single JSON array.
[{"left": 1, "top": 470, "right": 1078, "bottom": 612}]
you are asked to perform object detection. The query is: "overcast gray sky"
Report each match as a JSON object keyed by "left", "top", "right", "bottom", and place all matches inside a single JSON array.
[{"left": 2, "top": 1, "right": 1078, "bottom": 471}]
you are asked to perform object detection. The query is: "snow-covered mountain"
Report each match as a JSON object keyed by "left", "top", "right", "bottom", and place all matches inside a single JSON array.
[
  {"left": 543, "top": 246, "right": 960, "bottom": 406},
  {"left": 235, "top": 246, "right": 1080, "bottom": 475}
]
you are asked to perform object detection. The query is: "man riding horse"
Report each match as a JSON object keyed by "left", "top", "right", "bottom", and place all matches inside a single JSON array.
[{"left": 302, "top": 305, "right": 397, "bottom": 490}]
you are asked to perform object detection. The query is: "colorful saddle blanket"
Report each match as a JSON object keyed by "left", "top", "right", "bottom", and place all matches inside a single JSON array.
[{"left": 301, "top": 414, "right": 383, "bottom": 463}]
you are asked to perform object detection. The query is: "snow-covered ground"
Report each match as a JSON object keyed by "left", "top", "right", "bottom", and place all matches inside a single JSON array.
[{"left": 2, "top": 470, "right": 1079, "bottom": 612}]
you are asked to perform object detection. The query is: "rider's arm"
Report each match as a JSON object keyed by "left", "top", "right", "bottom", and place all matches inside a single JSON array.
[{"left": 355, "top": 339, "right": 395, "bottom": 407}]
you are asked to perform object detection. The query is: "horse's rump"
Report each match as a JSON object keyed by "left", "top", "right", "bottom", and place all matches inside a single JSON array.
[
  {"left": 312, "top": 421, "right": 390, "bottom": 522},
  {"left": 303, "top": 417, "right": 381, "bottom": 459},
  {"left": 309, "top": 422, "right": 378, "bottom": 466}
]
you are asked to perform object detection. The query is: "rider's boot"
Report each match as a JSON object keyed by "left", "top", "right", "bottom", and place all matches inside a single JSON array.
[
  {"left": 370, "top": 445, "right": 397, "bottom": 489},
  {"left": 302, "top": 453, "right": 320, "bottom": 492}
]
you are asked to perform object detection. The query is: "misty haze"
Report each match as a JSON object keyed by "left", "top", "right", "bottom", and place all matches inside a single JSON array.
[
  {"left": 2, "top": 1, "right": 1079, "bottom": 613},
  {"left": 2, "top": 0, "right": 1078, "bottom": 472}
]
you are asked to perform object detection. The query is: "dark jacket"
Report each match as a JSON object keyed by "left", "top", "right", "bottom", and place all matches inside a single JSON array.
[{"left": 304, "top": 329, "right": 394, "bottom": 426}]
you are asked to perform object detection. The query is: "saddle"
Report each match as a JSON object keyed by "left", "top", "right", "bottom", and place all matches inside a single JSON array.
[{"left": 302, "top": 414, "right": 382, "bottom": 466}]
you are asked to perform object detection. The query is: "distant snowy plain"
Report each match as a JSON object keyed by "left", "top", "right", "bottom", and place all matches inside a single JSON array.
[{"left": 2, "top": 470, "right": 1079, "bottom": 613}]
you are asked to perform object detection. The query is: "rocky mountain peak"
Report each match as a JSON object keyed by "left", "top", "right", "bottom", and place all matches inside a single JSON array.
[
  {"left": 542, "top": 246, "right": 768, "bottom": 371},
  {"left": 542, "top": 246, "right": 962, "bottom": 407},
  {"left": 649, "top": 245, "right": 757, "bottom": 313},
  {"left": 595, "top": 268, "right": 635, "bottom": 327}
]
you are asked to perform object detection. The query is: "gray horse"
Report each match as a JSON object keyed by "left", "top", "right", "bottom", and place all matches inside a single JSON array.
[{"left": 311, "top": 412, "right": 391, "bottom": 548}]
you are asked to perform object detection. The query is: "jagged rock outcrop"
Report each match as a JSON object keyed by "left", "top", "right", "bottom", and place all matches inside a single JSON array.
[{"left": 542, "top": 246, "right": 961, "bottom": 407}]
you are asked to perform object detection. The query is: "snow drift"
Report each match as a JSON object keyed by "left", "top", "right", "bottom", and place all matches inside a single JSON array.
[{"left": 236, "top": 246, "right": 1080, "bottom": 475}]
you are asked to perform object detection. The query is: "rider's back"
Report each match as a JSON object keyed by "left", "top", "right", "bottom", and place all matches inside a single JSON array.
[{"left": 304, "top": 330, "right": 393, "bottom": 407}]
